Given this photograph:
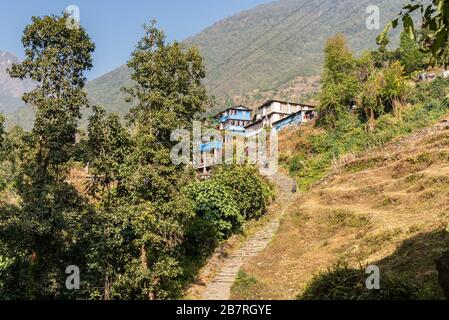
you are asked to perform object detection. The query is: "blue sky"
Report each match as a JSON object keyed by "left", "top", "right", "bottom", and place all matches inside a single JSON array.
[{"left": 0, "top": 0, "right": 272, "bottom": 79}]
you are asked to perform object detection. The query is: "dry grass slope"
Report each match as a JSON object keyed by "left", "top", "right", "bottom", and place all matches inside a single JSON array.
[{"left": 231, "top": 117, "right": 449, "bottom": 300}]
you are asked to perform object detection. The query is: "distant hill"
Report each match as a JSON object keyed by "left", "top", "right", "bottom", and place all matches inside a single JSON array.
[
  {"left": 4, "top": 0, "right": 406, "bottom": 129},
  {"left": 0, "top": 51, "right": 34, "bottom": 115}
]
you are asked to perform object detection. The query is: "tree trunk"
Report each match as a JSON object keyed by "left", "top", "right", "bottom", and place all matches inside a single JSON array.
[
  {"left": 141, "top": 244, "right": 154, "bottom": 300},
  {"left": 104, "top": 274, "right": 111, "bottom": 300},
  {"left": 365, "top": 107, "right": 375, "bottom": 132},
  {"left": 393, "top": 98, "right": 402, "bottom": 122}
]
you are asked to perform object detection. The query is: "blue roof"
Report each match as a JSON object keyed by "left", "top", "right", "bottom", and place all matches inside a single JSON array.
[{"left": 200, "top": 141, "right": 223, "bottom": 152}]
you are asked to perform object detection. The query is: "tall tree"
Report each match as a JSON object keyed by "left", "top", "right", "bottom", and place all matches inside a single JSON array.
[
  {"left": 398, "top": 32, "right": 429, "bottom": 74},
  {"left": 317, "top": 34, "right": 359, "bottom": 128},
  {"left": 82, "top": 21, "right": 210, "bottom": 299},
  {"left": 379, "top": 61, "right": 408, "bottom": 118},
  {"left": 0, "top": 14, "right": 95, "bottom": 298},
  {"left": 122, "top": 21, "right": 209, "bottom": 299}
]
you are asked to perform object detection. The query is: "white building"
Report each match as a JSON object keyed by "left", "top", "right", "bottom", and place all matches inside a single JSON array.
[{"left": 245, "top": 100, "right": 315, "bottom": 137}]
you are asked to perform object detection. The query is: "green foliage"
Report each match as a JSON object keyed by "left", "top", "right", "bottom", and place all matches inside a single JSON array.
[
  {"left": 80, "top": 21, "right": 210, "bottom": 299},
  {"left": 412, "top": 76, "right": 449, "bottom": 103},
  {"left": 0, "top": 17, "right": 214, "bottom": 300},
  {"left": 185, "top": 178, "right": 243, "bottom": 239},
  {"left": 398, "top": 32, "right": 429, "bottom": 74},
  {"left": 299, "top": 264, "right": 420, "bottom": 300},
  {"left": 0, "top": 13, "right": 95, "bottom": 299},
  {"left": 289, "top": 96, "right": 449, "bottom": 190},
  {"left": 85, "top": 105, "right": 131, "bottom": 196},
  {"left": 212, "top": 165, "right": 272, "bottom": 220},
  {"left": 183, "top": 218, "right": 219, "bottom": 258},
  {"left": 185, "top": 164, "right": 272, "bottom": 243},
  {"left": 379, "top": 0, "right": 449, "bottom": 67},
  {"left": 317, "top": 35, "right": 359, "bottom": 128},
  {"left": 8, "top": 14, "right": 95, "bottom": 166}
]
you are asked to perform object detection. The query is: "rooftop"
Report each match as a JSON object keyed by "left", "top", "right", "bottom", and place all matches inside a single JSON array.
[{"left": 257, "top": 99, "right": 316, "bottom": 110}]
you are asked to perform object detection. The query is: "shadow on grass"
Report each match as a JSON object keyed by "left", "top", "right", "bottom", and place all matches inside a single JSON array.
[
  {"left": 299, "top": 229, "right": 449, "bottom": 300},
  {"left": 374, "top": 229, "right": 449, "bottom": 299}
]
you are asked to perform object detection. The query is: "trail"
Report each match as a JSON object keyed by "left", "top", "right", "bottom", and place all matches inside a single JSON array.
[{"left": 201, "top": 171, "right": 297, "bottom": 300}]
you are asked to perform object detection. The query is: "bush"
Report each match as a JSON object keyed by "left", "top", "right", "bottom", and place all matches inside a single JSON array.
[
  {"left": 183, "top": 218, "right": 219, "bottom": 258},
  {"left": 185, "top": 179, "right": 244, "bottom": 239},
  {"left": 212, "top": 165, "right": 272, "bottom": 219},
  {"left": 299, "top": 264, "right": 420, "bottom": 300}
]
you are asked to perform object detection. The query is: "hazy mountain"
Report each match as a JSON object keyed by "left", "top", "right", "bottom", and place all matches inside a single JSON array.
[
  {"left": 4, "top": 0, "right": 406, "bottom": 128},
  {"left": 0, "top": 51, "right": 34, "bottom": 114},
  {"left": 85, "top": 0, "right": 405, "bottom": 115}
]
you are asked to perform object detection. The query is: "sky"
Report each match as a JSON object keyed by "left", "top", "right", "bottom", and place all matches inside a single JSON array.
[{"left": 0, "top": 0, "right": 273, "bottom": 79}]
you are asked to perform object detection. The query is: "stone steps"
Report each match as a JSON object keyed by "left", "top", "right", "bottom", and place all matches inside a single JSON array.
[{"left": 201, "top": 171, "right": 296, "bottom": 300}]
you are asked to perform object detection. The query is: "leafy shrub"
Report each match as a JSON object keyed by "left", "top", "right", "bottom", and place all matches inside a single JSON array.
[
  {"left": 413, "top": 77, "right": 449, "bottom": 104},
  {"left": 299, "top": 264, "right": 419, "bottom": 300},
  {"left": 185, "top": 179, "right": 244, "bottom": 239},
  {"left": 212, "top": 165, "right": 272, "bottom": 219},
  {"left": 183, "top": 218, "right": 219, "bottom": 258},
  {"left": 230, "top": 271, "right": 266, "bottom": 300}
]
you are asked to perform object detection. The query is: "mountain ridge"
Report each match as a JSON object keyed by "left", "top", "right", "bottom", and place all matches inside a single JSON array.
[
  {"left": 0, "top": 51, "right": 34, "bottom": 115},
  {"left": 2, "top": 0, "right": 405, "bottom": 129}
]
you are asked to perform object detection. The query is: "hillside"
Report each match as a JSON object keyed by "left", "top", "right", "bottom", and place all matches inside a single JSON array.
[
  {"left": 230, "top": 115, "right": 449, "bottom": 300},
  {"left": 0, "top": 51, "right": 34, "bottom": 115},
  {"left": 3, "top": 0, "right": 406, "bottom": 128}
]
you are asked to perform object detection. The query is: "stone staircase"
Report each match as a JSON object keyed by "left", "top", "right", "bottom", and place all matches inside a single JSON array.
[{"left": 201, "top": 171, "right": 297, "bottom": 300}]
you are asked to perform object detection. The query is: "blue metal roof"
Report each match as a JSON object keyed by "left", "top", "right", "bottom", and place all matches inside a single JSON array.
[{"left": 200, "top": 141, "right": 223, "bottom": 152}]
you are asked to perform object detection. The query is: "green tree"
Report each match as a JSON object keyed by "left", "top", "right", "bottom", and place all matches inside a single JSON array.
[
  {"left": 379, "top": 61, "right": 408, "bottom": 118},
  {"left": 80, "top": 21, "right": 210, "bottom": 300},
  {"left": 356, "top": 71, "right": 382, "bottom": 132},
  {"left": 185, "top": 178, "right": 243, "bottom": 239},
  {"left": 317, "top": 34, "right": 359, "bottom": 128},
  {"left": 85, "top": 106, "right": 131, "bottom": 197},
  {"left": 0, "top": 14, "right": 95, "bottom": 298},
  {"left": 121, "top": 21, "right": 209, "bottom": 299},
  {"left": 212, "top": 165, "right": 270, "bottom": 220},
  {"left": 398, "top": 32, "right": 428, "bottom": 74}
]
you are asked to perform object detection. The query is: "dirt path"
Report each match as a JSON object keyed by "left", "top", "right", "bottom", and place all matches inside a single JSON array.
[{"left": 201, "top": 172, "right": 297, "bottom": 300}]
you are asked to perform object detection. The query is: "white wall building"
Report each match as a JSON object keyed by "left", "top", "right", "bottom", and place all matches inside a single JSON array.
[{"left": 245, "top": 100, "right": 315, "bottom": 137}]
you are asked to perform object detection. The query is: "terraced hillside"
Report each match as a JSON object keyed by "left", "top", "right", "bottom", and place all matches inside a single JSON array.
[{"left": 231, "top": 116, "right": 449, "bottom": 300}]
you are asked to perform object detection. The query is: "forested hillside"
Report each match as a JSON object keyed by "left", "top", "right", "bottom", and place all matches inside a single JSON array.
[{"left": 4, "top": 0, "right": 406, "bottom": 129}]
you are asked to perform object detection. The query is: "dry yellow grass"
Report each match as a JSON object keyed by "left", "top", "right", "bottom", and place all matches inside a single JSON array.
[{"left": 231, "top": 118, "right": 449, "bottom": 300}]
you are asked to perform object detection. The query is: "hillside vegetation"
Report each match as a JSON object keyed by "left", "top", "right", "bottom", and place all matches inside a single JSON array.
[
  {"left": 231, "top": 111, "right": 449, "bottom": 300},
  {"left": 4, "top": 0, "right": 406, "bottom": 128},
  {"left": 230, "top": 9, "right": 449, "bottom": 298}
]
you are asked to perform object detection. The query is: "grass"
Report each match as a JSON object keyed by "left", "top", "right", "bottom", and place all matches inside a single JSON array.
[
  {"left": 230, "top": 108, "right": 449, "bottom": 300},
  {"left": 280, "top": 98, "right": 449, "bottom": 190},
  {"left": 230, "top": 271, "right": 266, "bottom": 300},
  {"left": 327, "top": 209, "right": 371, "bottom": 229}
]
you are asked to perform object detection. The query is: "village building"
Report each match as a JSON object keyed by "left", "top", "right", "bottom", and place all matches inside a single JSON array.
[
  {"left": 197, "top": 106, "right": 251, "bottom": 174},
  {"left": 216, "top": 105, "right": 252, "bottom": 136},
  {"left": 272, "top": 108, "right": 315, "bottom": 132},
  {"left": 197, "top": 100, "right": 316, "bottom": 174},
  {"left": 245, "top": 100, "right": 315, "bottom": 136}
]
